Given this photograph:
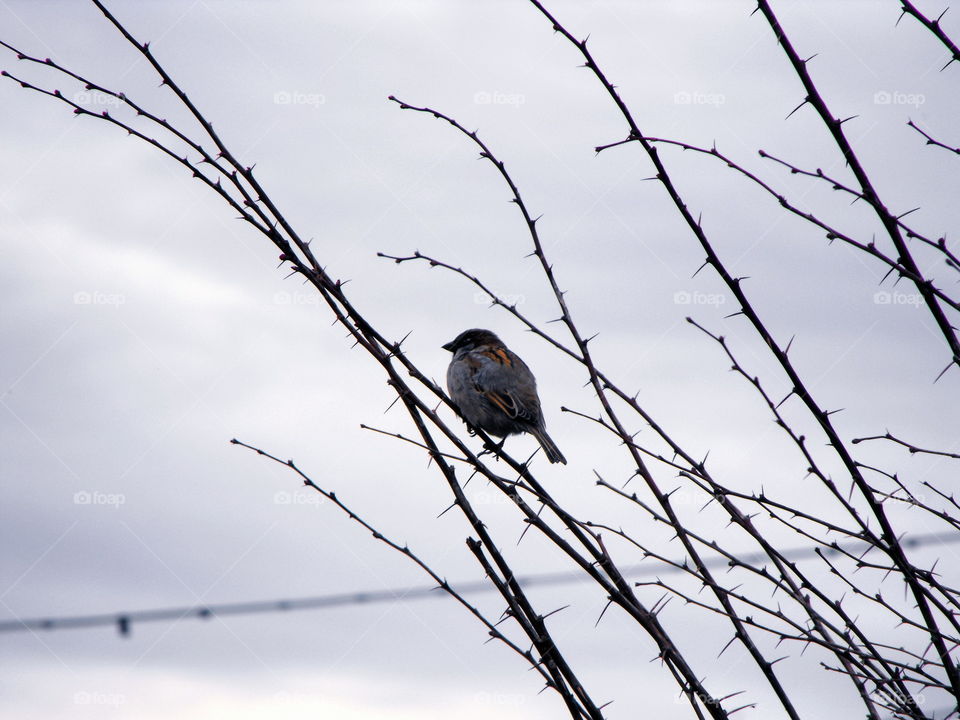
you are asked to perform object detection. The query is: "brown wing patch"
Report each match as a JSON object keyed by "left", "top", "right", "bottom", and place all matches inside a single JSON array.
[
  {"left": 484, "top": 390, "right": 519, "bottom": 418},
  {"left": 480, "top": 348, "right": 513, "bottom": 366}
]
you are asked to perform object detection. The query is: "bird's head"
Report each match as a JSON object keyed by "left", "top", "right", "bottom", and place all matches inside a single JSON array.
[{"left": 442, "top": 328, "right": 502, "bottom": 353}]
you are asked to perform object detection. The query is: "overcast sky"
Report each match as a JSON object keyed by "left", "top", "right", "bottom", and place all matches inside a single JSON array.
[{"left": 1, "top": 1, "right": 958, "bottom": 718}]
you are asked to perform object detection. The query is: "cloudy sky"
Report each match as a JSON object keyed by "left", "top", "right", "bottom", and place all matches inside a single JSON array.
[{"left": 1, "top": 1, "right": 958, "bottom": 718}]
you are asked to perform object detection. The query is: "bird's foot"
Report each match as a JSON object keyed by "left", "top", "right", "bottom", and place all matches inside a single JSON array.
[{"left": 479, "top": 437, "right": 507, "bottom": 463}]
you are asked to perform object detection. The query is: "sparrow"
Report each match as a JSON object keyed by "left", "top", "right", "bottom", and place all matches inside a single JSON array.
[{"left": 443, "top": 328, "right": 566, "bottom": 464}]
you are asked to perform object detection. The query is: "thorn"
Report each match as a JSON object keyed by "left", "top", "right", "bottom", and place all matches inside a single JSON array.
[
  {"left": 774, "top": 390, "right": 794, "bottom": 410},
  {"left": 933, "top": 360, "right": 956, "bottom": 384},
  {"left": 718, "top": 634, "right": 737, "bottom": 658},
  {"left": 383, "top": 394, "right": 402, "bottom": 414},
  {"left": 785, "top": 98, "right": 809, "bottom": 120},
  {"left": 541, "top": 604, "right": 570, "bottom": 620},
  {"left": 436, "top": 501, "right": 458, "bottom": 519}
]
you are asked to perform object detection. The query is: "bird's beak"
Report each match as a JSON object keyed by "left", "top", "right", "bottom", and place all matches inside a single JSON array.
[{"left": 442, "top": 340, "right": 455, "bottom": 352}]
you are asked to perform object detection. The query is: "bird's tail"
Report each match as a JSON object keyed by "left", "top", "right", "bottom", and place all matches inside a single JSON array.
[{"left": 530, "top": 427, "right": 567, "bottom": 465}]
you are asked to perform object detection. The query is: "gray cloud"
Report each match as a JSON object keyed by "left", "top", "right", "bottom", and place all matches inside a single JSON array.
[{"left": 2, "top": 1, "right": 958, "bottom": 718}]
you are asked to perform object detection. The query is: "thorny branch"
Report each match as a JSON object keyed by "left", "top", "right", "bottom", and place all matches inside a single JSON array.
[
  {"left": 898, "top": 0, "right": 960, "bottom": 69},
  {"left": 755, "top": 0, "right": 960, "bottom": 375},
  {"left": 230, "top": 438, "right": 559, "bottom": 691}
]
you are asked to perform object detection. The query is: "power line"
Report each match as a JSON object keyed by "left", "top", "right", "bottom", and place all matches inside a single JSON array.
[{"left": 2, "top": 531, "right": 956, "bottom": 637}]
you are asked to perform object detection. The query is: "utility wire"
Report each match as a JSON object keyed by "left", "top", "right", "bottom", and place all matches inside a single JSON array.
[{"left": 2, "top": 531, "right": 956, "bottom": 637}]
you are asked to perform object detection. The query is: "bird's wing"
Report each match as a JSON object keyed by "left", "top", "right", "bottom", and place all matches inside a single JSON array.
[{"left": 469, "top": 349, "right": 541, "bottom": 424}]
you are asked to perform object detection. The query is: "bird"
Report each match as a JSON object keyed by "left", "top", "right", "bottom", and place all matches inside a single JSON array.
[{"left": 443, "top": 328, "right": 566, "bottom": 464}]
